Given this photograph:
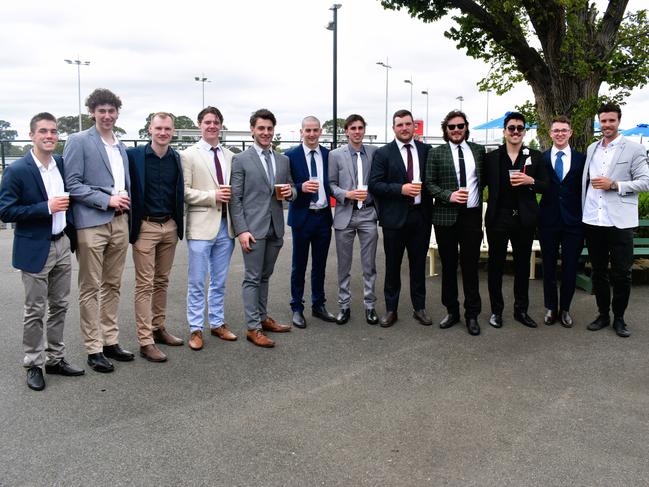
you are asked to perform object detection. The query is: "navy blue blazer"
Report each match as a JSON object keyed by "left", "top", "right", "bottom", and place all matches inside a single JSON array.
[
  {"left": 368, "top": 139, "right": 432, "bottom": 229},
  {"left": 126, "top": 144, "right": 184, "bottom": 244},
  {"left": 539, "top": 148, "right": 585, "bottom": 229},
  {"left": 0, "top": 152, "right": 76, "bottom": 273},
  {"left": 286, "top": 144, "right": 333, "bottom": 229}
]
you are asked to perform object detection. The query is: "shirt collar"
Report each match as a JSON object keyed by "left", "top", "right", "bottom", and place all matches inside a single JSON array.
[
  {"left": 551, "top": 145, "right": 571, "bottom": 158},
  {"left": 100, "top": 133, "right": 119, "bottom": 147},
  {"left": 31, "top": 150, "right": 56, "bottom": 172},
  {"left": 145, "top": 143, "right": 172, "bottom": 158},
  {"left": 302, "top": 143, "right": 321, "bottom": 157},
  {"left": 348, "top": 143, "right": 365, "bottom": 155},
  {"left": 395, "top": 138, "right": 414, "bottom": 151},
  {"left": 599, "top": 133, "right": 623, "bottom": 149},
  {"left": 448, "top": 140, "right": 469, "bottom": 151},
  {"left": 198, "top": 138, "right": 220, "bottom": 151},
  {"left": 254, "top": 142, "right": 272, "bottom": 156}
]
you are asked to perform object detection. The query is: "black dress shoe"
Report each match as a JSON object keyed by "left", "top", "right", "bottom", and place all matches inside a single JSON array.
[
  {"left": 613, "top": 317, "right": 631, "bottom": 338},
  {"left": 514, "top": 311, "right": 537, "bottom": 328},
  {"left": 26, "top": 366, "right": 45, "bottom": 391},
  {"left": 560, "top": 310, "right": 573, "bottom": 328},
  {"left": 380, "top": 311, "right": 398, "bottom": 328},
  {"left": 312, "top": 305, "right": 337, "bottom": 323},
  {"left": 489, "top": 313, "right": 503, "bottom": 328},
  {"left": 587, "top": 314, "right": 610, "bottom": 331},
  {"left": 45, "top": 359, "right": 85, "bottom": 376},
  {"left": 292, "top": 311, "right": 307, "bottom": 329},
  {"left": 336, "top": 308, "right": 350, "bottom": 325},
  {"left": 439, "top": 313, "right": 460, "bottom": 329},
  {"left": 103, "top": 344, "right": 135, "bottom": 362},
  {"left": 544, "top": 309, "right": 557, "bottom": 326},
  {"left": 87, "top": 353, "right": 115, "bottom": 373},
  {"left": 466, "top": 318, "right": 481, "bottom": 336},
  {"left": 365, "top": 308, "right": 379, "bottom": 325},
  {"left": 413, "top": 309, "right": 433, "bottom": 326}
]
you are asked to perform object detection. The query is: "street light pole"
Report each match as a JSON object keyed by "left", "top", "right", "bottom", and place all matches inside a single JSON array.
[
  {"left": 456, "top": 95, "right": 464, "bottom": 110},
  {"left": 194, "top": 74, "right": 210, "bottom": 108},
  {"left": 404, "top": 77, "right": 413, "bottom": 114},
  {"left": 327, "top": 4, "right": 342, "bottom": 147},
  {"left": 376, "top": 58, "right": 392, "bottom": 143},
  {"left": 485, "top": 90, "right": 491, "bottom": 144},
  {"left": 64, "top": 58, "right": 90, "bottom": 132},
  {"left": 421, "top": 90, "right": 429, "bottom": 139}
]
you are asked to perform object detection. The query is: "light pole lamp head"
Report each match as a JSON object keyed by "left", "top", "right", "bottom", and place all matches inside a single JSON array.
[
  {"left": 404, "top": 79, "right": 413, "bottom": 85},
  {"left": 330, "top": 3, "right": 342, "bottom": 10},
  {"left": 326, "top": 21, "right": 334, "bottom": 30},
  {"left": 421, "top": 90, "right": 428, "bottom": 95}
]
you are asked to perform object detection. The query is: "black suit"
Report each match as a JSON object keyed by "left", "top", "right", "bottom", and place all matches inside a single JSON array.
[
  {"left": 368, "top": 139, "right": 432, "bottom": 312},
  {"left": 538, "top": 147, "right": 585, "bottom": 312},
  {"left": 484, "top": 145, "right": 548, "bottom": 314}
]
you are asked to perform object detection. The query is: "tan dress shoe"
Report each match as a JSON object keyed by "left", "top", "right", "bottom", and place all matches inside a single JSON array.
[
  {"left": 211, "top": 324, "right": 237, "bottom": 341},
  {"left": 261, "top": 316, "right": 291, "bottom": 333},
  {"left": 139, "top": 344, "right": 167, "bottom": 362},
  {"left": 153, "top": 328, "right": 184, "bottom": 346},
  {"left": 188, "top": 330, "right": 203, "bottom": 350},
  {"left": 246, "top": 329, "right": 275, "bottom": 348}
]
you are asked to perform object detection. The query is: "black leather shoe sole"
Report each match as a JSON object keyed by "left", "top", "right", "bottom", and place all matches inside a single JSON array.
[
  {"left": 312, "top": 309, "right": 337, "bottom": 323},
  {"left": 336, "top": 309, "right": 350, "bottom": 325},
  {"left": 292, "top": 312, "right": 307, "bottom": 329},
  {"left": 27, "top": 367, "right": 45, "bottom": 391},
  {"left": 439, "top": 314, "right": 460, "bottom": 329},
  {"left": 45, "top": 362, "right": 85, "bottom": 376},
  {"left": 103, "top": 347, "right": 135, "bottom": 362},
  {"left": 87, "top": 355, "right": 114, "bottom": 373},
  {"left": 489, "top": 314, "right": 503, "bottom": 328},
  {"left": 365, "top": 309, "right": 378, "bottom": 325}
]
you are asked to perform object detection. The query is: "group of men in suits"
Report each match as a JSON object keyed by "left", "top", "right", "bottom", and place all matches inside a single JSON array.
[{"left": 2, "top": 91, "right": 648, "bottom": 391}]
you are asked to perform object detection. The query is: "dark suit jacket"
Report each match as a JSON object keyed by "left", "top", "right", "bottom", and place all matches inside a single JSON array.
[
  {"left": 368, "top": 139, "right": 432, "bottom": 229},
  {"left": 286, "top": 144, "right": 333, "bottom": 229},
  {"left": 539, "top": 148, "right": 585, "bottom": 229},
  {"left": 426, "top": 141, "right": 486, "bottom": 226},
  {"left": 0, "top": 152, "right": 76, "bottom": 273},
  {"left": 483, "top": 145, "right": 548, "bottom": 228},
  {"left": 126, "top": 144, "right": 184, "bottom": 244}
]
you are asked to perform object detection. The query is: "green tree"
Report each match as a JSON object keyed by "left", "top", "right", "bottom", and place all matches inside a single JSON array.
[
  {"left": 380, "top": 1, "right": 649, "bottom": 151},
  {"left": 322, "top": 118, "right": 346, "bottom": 135},
  {"left": 138, "top": 113, "right": 198, "bottom": 139},
  {"left": 57, "top": 114, "right": 126, "bottom": 136},
  {"left": 0, "top": 120, "right": 18, "bottom": 141},
  {"left": 272, "top": 133, "right": 283, "bottom": 152}
]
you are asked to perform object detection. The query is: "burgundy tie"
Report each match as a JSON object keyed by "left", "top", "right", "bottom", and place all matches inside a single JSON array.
[
  {"left": 405, "top": 143, "right": 414, "bottom": 182},
  {"left": 211, "top": 147, "right": 224, "bottom": 185}
]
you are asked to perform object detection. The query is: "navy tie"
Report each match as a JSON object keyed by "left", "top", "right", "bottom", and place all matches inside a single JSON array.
[
  {"left": 555, "top": 150, "right": 564, "bottom": 182},
  {"left": 309, "top": 150, "right": 318, "bottom": 203}
]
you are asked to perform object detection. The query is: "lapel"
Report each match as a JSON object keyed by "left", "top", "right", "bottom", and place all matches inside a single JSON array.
[
  {"left": 443, "top": 143, "right": 459, "bottom": 186},
  {"left": 467, "top": 142, "right": 483, "bottom": 185},
  {"left": 544, "top": 150, "right": 560, "bottom": 184},
  {"left": 26, "top": 152, "right": 48, "bottom": 201},
  {"left": 415, "top": 141, "right": 428, "bottom": 177},
  {"left": 135, "top": 146, "right": 146, "bottom": 196},
  {"left": 389, "top": 141, "right": 407, "bottom": 180},
  {"left": 343, "top": 145, "right": 357, "bottom": 185},
  {"left": 198, "top": 145, "right": 218, "bottom": 185},
  {"left": 249, "top": 146, "right": 272, "bottom": 188},
  {"left": 89, "top": 126, "right": 113, "bottom": 176},
  {"left": 605, "top": 137, "right": 626, "bottom": 178}
]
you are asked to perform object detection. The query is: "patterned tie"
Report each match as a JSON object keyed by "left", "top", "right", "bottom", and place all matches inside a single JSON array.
[
  {"left": 555, "top": 150, "right": 564, "bottom": 181},
  {"left": 262, "top": 149, "right": 275, "bottom": 187},
  {"left": 309, "top": 150, "right": 318, "bottom": 203},
  {"left": 356, "top": 151, "right": 363, "bottom": 209}
]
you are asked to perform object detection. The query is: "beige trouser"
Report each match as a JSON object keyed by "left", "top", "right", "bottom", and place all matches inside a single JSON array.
[
  {"left": 76, "top": 214, "right": 129, "bottom": 354},
  {"left": 132, "top": 219, "right": 178, "bottom": 346}
]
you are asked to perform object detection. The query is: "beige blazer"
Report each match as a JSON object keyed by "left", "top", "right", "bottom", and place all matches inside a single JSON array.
[{"left": 181, "top": 142, "right": 235, "bottom": 240}]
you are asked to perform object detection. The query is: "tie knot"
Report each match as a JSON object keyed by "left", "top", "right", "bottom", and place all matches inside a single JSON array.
[
  {"left": 310, "top": 150, "right": 316, "bottom": 155},
  {"left": 211, "top": 147, "right": 218, "bottom": 153},
  {"left": 404, "top": 143, "right": 412, "bottom": 149},
  {"left": 557, "top": 150, "right": 564, "bottom": 158},
  {"left": 262, "top": 149, "right": 270, "bottom": 156}
]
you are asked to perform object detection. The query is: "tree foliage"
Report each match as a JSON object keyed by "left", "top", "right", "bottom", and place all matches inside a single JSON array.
[
  {"left": 322, "top": 118, "right": 346, "bottom": 135},
  {"left": 138, "top": 113, "right": 198, "bottom": 139},
  {"left": 57, "top": 114, "right": 126, "bottom": 136},
  {"left": 380, "top": 0, "right": 649, "bottom": 150},
  {"left": 0, "top": 120, "right": 18, "bottom": 142}
]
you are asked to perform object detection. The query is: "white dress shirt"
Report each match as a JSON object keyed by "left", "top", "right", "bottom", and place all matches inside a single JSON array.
[
  {"left": 254, "top": 143, "right": 276, "bottom": 184},
  {"left": 583, "top": 135, "right": 622, "bottom": 227},
  {"left": 550, "top": 145, "right": 572, "bottom": 179},
  {"left": 302, "top": 144, "right": 326, "bottom": 209},
  {"left": 101, "top": 134, "right": 126, "bottom": 194},
  {"left": 32, "top": 150, "right": 66, "bottom": 235},
  {"left": 395, "top": 138, "right": 421, "bottom": 205},
  {"left": 198, "top": 138, "right": 229, "bottom": 183},
  {"left": 449, "top": 141, "right": 479, "bottom": 208}
]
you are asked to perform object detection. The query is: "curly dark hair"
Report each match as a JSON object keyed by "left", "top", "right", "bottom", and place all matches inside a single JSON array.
[
  {"left": 441, "top": 110, "right": 470, "bottom": 142},
  {"left": 85, "top": 88, "right": 122, "bottom": 112},
  {"left": 250, "top": 109, "right": 276, "bottom": 127}
]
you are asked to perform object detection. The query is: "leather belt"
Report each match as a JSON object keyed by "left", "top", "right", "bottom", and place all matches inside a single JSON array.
[
  {"left": 309, "top": 207, "right": 328, "bottom": 213},
  {"left": 114, "top": 209, "right": 129, "bottom": 217},
  {"left": 51, "top": 231, "right": 65, "bottom": 241},
  {"left": 143, "top": 215, "right": 172, "bottom": 224}
]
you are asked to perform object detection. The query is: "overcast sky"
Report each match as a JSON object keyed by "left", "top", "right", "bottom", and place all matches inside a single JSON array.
[{"left": 1, "top": 0, "right": 647, "bottom": 143}]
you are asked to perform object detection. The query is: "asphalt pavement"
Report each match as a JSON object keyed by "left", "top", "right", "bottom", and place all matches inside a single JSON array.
[{"left": 1, "top": 221, "right": 648, "bottom": 487}]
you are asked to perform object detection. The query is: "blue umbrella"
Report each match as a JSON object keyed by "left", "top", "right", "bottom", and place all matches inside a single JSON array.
[
  {"left": 474, "top": 111, "right": 537, "bottom": 130},
  {"left": 621, "top": 123, "right": 649, "bottom": 143}
]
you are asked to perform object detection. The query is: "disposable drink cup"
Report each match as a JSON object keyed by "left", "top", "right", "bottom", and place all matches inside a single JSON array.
[
  {"left": 275, "top": 184, "right": 286, "bottom": 200},
  {"left": 57, "top": 191, "right": 70, "bottom": 199},
  {"left": 118, "top": 189, "right": 129, "bottom": 196},
  {"left": 508, "top": 170, "right": 519, "bottom": 179}
]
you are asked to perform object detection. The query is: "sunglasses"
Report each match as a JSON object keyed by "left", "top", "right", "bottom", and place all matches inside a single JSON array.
[
  {"left": 447, "top": 123, "right": 466, "bottom": 130},
  {"left": 506, "top": 125, "right": 525, "bottom": 133}
]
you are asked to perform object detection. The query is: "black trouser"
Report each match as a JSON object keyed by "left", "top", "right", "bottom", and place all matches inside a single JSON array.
[
  {"left": 584, "top": 224, "right": 634, "bottom": 318},
  {"left": 434, "top": 207, "right": 482, "bottom": 318},
  {"left": 539, "top": 225, "right": 584, "bottom": 312},
  {"left": 486, "top": 210, "right": 535, "bottom": 315},
  {"left": 382, "top": 206, "right": 431, "bottom": 312}
]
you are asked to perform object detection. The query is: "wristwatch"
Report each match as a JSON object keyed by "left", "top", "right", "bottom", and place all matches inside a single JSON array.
[{"left": 610, "top": 181, "right": 618, "bottom": 191}]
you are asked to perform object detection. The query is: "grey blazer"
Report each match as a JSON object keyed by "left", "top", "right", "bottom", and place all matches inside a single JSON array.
[
  {"left": 230, "top": 146, "right": 295, "bottom": 239},
  {"left": 581, "top": 136, "right": 649, "bottom": 229},
  {"left": 63, "top": 126, "right": 131, "bottom": 229},
  {"left": 328, "top": 144, "right": 378, "bottom": 230}
]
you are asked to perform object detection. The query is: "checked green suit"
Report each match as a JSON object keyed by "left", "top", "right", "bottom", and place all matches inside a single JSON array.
[
  {"left": 425, "top": 140, "right": 486, "bottom": 320},
  {"left": 425, "top": 141, "right": 485, "bottom": 226}
]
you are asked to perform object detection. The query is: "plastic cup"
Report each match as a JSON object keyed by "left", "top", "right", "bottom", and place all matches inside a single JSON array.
[{"left": 275, "top": 184, "right": 286, "bottom": 200}]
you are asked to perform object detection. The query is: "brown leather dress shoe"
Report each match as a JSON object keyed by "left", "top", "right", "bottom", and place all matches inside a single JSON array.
[
  {"left": 261, "top": 316, "right": 291, "bottom": 333},
  {"left": 139, "top": 344, "right": 167, "bottom": 362},
  {"left": 380, "top": 311, "right": 398, "bottom": 328},
  {"left": 211, "top": 324, "right": 238, "bottom": 341},
  {"left": 153, "top": 328, "right": 184, "bottom": 346},
  {"left": 188, "top": 330, "right": 203, "bottom": 350},
  {"left": 246, "top": 329, "right": 275, "bottom": 348}
]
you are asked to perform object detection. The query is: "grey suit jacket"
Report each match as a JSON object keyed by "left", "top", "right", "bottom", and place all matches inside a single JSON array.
[
  {"left": 581, "top": 136, "right": 649, "bottom": 229},
  {"left": 230, "top": 146, "right": 295, "bottom": 239},
  {"left": 63, "top": 125, "right": 131, "bottom": 229},
  {"left": 328, "top": 143, "right": 378, "bottom": 230}
]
